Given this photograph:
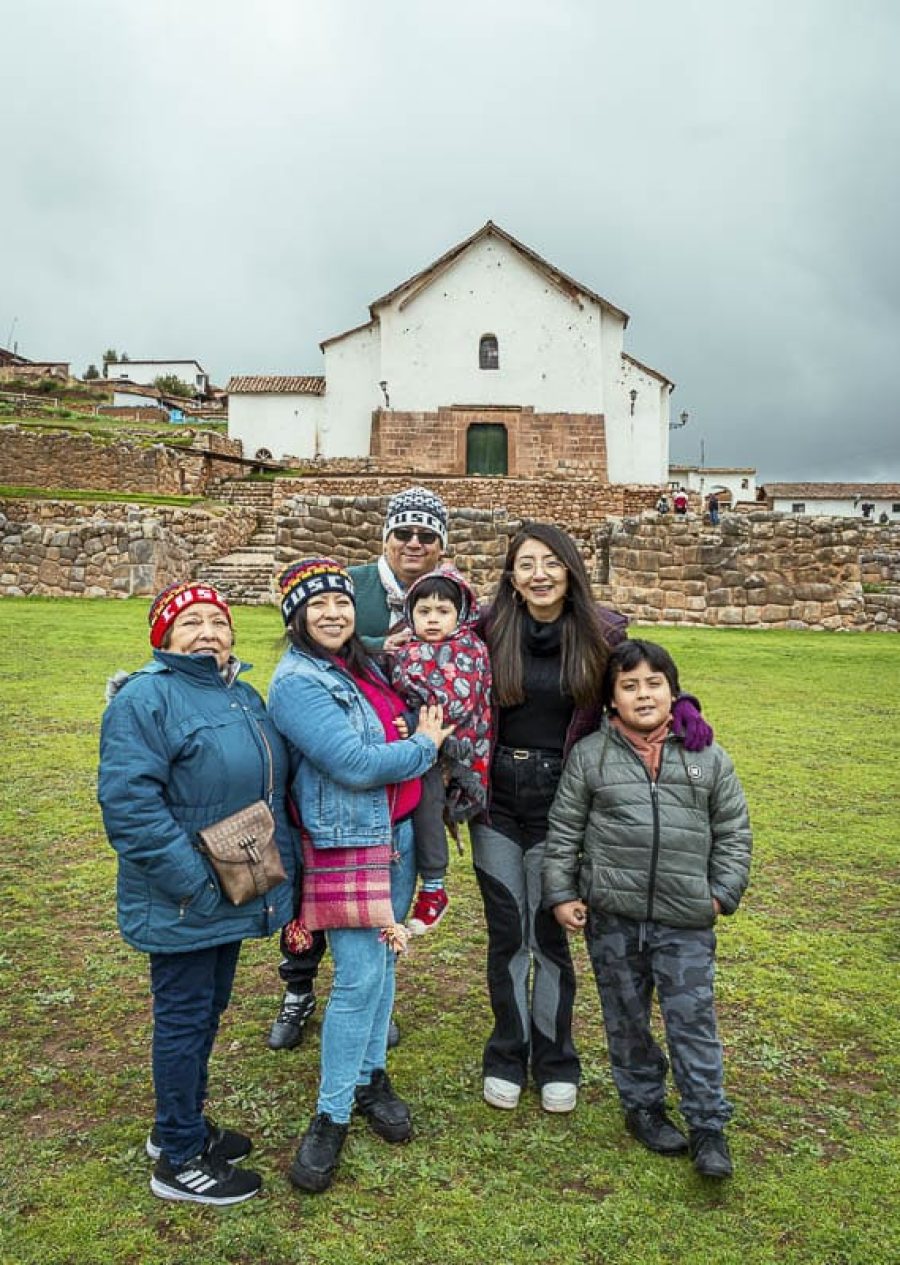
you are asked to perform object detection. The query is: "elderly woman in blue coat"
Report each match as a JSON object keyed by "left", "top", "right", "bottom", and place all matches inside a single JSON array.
[
  {"left": 267, "top": 558, "right": 452, "bottom": 1194},
  {"left": 98, "top": 581, "right": 297, "bottom": 1207}
]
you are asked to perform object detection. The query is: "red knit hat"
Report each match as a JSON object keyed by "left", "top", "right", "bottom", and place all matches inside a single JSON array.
[{"left": 148, "top": 581, "right": 233, "bottom": 648}]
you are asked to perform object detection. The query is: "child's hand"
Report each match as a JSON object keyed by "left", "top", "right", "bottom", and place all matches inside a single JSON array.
[
  {"left": 394, "top": 716, "right": 410, "bottom": 738},
  {"left": 553, "top": 900, "right": 588, "bottom": 932},
  {"left": 416, "top": 704, "right": 455, "bottom": 749}
]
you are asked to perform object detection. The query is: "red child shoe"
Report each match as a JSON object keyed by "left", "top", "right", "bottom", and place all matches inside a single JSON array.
[{"left": 407, "top": 887, "right": 450, "bottom": 935}]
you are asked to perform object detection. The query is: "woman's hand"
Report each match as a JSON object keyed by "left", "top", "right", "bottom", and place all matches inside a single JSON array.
[
  {"left": 553, "top": 899, "right": 588, "bottom": 932},
  {"left": 415, "top": 704, "right": 454, "bottom": 749},
  {"left": 393, "top": 716, "right": 410, "bottom": 738}
]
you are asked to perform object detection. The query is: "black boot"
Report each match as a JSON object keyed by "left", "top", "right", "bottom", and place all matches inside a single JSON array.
[
  {"left": 354, "top": 1069, "right": 412, "bottom": 1142},
  {"left": 625, "top": 1106, "right": 689, "bottom": 1155},
  {"left": 689, "top": 1129, "right": 733, "bottom": 1178},
  {"left": 288, "top": 1113, "right": 349, "bottom": 1193},
  {"left": 267, "top": 989, "right": 316, "bottom": 1051}
]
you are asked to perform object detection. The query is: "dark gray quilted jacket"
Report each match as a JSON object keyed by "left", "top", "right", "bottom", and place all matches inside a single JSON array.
[{"left": 542, "top": 720, "right": 752, "bottom": 928}]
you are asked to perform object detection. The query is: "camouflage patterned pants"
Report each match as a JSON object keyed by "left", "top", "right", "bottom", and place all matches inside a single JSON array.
[{"left": 586, "top": 913, "right": 733, "bottom": 1131}]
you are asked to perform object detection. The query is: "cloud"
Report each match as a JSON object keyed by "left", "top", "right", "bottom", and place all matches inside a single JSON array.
[{"left": 2, "top": 0, "right": 897, "bottom": 479}]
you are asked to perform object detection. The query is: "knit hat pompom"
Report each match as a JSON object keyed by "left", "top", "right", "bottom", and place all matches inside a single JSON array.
[
  {"left": 277, "top": 557, "right": 355, "bottom": 625},
  {"left": 148, "top": 581, "right": 232, "bottom": 648},
  {"left": 383, "top": 485, "right": 448, "bottom": 548}
]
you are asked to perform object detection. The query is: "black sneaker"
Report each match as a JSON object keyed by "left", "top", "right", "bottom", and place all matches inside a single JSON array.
[
  {"left": 267, "top": 989, "right": 316, "bottom": 1050},
  {"left": 625, "top": 1106, "right": 689, "bottom": 1155},
  {"left": 145, "top": 1116, "right": 252, "bottom": 1163},
  {"left": 354, "top": 1068, "right": 412, "bottom": 1143},
  {"left": 151, "top": 1146, "right": 262, "bottom": 1205},
  {"left": 288, "top": 1113, "right": 349, "bottom": 1194},
  {"left": 689, "top": 1128, "right": 733, "bottom": 1178}
]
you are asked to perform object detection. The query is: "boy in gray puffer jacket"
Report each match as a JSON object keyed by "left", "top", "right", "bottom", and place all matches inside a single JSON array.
[{"left": 543, "top": 640, "right": 752, "bottom": 1179}]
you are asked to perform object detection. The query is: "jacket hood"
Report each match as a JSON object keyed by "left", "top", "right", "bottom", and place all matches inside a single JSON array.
[
  {"left": 402, "top": 564, "right": 479, "bottom": 628},
  {"left": 104, "top": 651, "right": 245, "bottom": 702}
]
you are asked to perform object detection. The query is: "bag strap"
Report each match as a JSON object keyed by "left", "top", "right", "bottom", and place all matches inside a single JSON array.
[{"left": 254, "top": 722, "right": 275, "bottom": 808}]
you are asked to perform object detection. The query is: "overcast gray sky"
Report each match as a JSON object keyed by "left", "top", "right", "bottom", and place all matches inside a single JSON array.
[{"left": 4, "top": 0, "right": 898, "bottom": 481}]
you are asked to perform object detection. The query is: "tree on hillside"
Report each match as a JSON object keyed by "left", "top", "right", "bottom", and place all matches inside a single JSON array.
[
  {"left": 83, "top": 364, "right": 100, "bottom": 380},
  {"left": 101, "top": 349, "right": 129, "bottom": 377},
  {"left": 154, "top": 374, "right": 194, "bottom": 398}
]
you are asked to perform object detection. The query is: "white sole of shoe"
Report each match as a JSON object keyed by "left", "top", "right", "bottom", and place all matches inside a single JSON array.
[
  {"left": 541, "top": 1084, "right": 578, "bottom": 1114},
  {"left": 407, "top": 907, "right": 449, "bottom": 936},
  {"left": 150, "top": 1176, "right": 260, "bottom": 1205},
  {"left": 483, "top": 1078, "right": 522, "bottom": 1110}
]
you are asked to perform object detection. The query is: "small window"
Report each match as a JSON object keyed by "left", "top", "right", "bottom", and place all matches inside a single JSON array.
[
  {"left": 741, "top": 478, "right": 749, "bottom": 490},
  {"left": 892, "top": 503, "right": 900, "bottom": 514},
  {"left": 792, "top": 503, "right": 805, "bottom": 514},
  {"left": 479, "top": 334, "right": 499, "bottom": 370}
]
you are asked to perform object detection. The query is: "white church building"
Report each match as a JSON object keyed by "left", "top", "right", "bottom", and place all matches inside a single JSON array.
[{"left": 227, "top": 222, "right": 675, "bottom": 484}]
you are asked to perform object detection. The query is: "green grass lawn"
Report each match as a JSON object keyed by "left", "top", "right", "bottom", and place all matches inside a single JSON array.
[{"left": 0, "top": 599, "right": 897, "bottom": 1265}]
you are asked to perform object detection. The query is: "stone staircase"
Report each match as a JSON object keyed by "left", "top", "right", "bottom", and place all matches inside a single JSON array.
[{"left": 203, "top": 480, "right": 279, "bottom": 605}]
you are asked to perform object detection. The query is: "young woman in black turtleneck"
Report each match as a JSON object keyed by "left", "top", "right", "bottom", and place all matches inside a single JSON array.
[
  {"left": 472, "top": 522, "right": 711, "bottom": 1116},
  {"left": 471, "top": 523, "right": 616, "bottom": 1115}
]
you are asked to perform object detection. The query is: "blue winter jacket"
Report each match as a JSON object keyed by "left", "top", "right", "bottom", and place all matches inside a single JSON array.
[
  {"left": 267, "top": 645, "right": 437, "bottom": 848},
  {"left": 98, "top": 650, "right": 298, "bottom": 953}
]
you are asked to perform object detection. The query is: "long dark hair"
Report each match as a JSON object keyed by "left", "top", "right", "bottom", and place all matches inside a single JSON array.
[
  {"left": 286, "top": 608, "right": 380, "bottom": 684},
  {"left": 486, "top": 522, "right": 608, "bottom": 708}
]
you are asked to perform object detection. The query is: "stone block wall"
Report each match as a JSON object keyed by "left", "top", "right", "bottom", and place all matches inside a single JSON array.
[
  {"left": 369, "top": 406, "right": 607, "bottom": 478},
  {"left": 274, "top": 476, "right": 659, "bottom": 528},
  {"left": 0, "top": 425, "right": 248, "bottom": 497},
  {"left": 0, "top": 499, "right": 256, "bottom": 598},
  {"left": 600, "top": 513, "right": 899, "bottom": 631},
  {"left": 275, "top": 498, "right": 899, "bottom": 631},
  {"left": 276, "top": 495, "right": 513, "bottom": 597}
]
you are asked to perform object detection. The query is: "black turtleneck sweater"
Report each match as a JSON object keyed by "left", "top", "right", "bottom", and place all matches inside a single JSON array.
[{"left": 496, "top": 614, "right": 574, "bottom": 753}]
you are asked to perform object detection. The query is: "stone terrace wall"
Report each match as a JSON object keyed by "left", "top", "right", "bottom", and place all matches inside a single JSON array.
[
  {"left": 274, "top": 476, "right": 660, "bottom": 528},
  {"left": 276, "top": 498, "right": 899, "bottom": 631},
  {"left": 0, "top": 499, "right": 256, "bottom": 598},
  {"left": 276, "top": 495, "right": 513, "bottom": 597},
  {"left": 0, "top": 425, "right": 245, "bottom": 496},
  {"left": 600, "top": 513, "right": 900, "bottom": 631}
]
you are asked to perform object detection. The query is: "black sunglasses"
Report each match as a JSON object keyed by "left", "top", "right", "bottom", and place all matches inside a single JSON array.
[{"left": 392, "top": 527, "right": 440, "bottom": 545}]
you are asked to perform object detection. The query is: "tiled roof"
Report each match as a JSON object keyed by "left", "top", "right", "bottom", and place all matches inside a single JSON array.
[
  {"left": 764, "top": 482, "right": 900, "bottom": 499},
  {"left": 226, "top": 375, "right": 326, "bottom": 395}
]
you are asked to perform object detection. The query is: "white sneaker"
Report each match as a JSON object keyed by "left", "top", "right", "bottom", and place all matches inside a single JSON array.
[
  {"left": 541, "top": 1082, "right": 578, "bottom": 1114},
  {"left": 483, "top": 1076, "right": 522, "bottom": 1110}
]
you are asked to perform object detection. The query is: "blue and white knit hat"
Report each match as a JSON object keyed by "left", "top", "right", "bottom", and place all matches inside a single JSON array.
[
  {"left": 383, "top": 485, "right": 448, "bottom": 547},
  {"left": 277, "top": 557, "right": 355, "bottom": 624}
]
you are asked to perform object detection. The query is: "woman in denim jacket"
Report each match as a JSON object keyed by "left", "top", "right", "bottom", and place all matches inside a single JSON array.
[{"left": 267, "top": 558, "right": 452, "bottom": 1194}]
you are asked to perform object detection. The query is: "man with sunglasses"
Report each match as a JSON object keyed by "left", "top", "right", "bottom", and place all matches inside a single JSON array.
[
  {"left": 350, "top": 486, "right": 449, "bottom": 651},
  {"left": 267, "top": 487, "right": 449, "bottom": 1051}
]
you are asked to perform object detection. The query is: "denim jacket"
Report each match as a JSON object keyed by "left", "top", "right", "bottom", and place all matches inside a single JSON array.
[{"left": 267, "top": 645, "right": 437, "bottom": 848}]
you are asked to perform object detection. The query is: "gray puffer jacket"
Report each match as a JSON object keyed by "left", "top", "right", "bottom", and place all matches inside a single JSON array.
[{"left": 542, "top": 720, "right": 752, "bottom": 929}]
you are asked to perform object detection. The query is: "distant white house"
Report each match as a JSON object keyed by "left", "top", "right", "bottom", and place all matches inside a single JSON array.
[
  {"left": 227, "top": 221, "right": 676, "bottom": 482},
  {"left": 762, "top": 482, "right": 900, "bottom": 520},
  {"left": 669, "top": 464, "right": 758, "bottom": 506},
  {"left": 106, "top": 359, "right": 209, "bottom": 395}
]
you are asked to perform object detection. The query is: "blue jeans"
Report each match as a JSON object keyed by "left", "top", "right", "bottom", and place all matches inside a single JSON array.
[
  {"left": 318, "top": 818, "right": 415, "bottom": 1123},
  {"left": 149, "top": 940, "right": 242, "bottom": 1166}
]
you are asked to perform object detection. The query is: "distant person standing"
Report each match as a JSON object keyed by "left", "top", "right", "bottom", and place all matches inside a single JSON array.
[
  {"left": 655, "top": 494, "right": 670, "bottom": 516},
  {"left": 673, "top": 488, "right": 688, "bottom": 517},
  {"left": 706, "top": 493, "right": 720, "bottom": 526}
]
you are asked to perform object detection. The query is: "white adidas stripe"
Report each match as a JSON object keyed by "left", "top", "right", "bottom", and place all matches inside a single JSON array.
[{"left": 178, "top": 1168, "right": 218, "bottom": 1192}]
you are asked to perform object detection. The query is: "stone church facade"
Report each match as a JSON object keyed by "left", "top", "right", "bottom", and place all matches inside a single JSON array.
[{"left": 227, "top": 221, "right": 674, "bottom": 483}]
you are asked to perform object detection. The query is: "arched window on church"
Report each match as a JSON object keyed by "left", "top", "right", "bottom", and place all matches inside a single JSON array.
[{"left": 479, "top": 334, "right": 499, "bottom": 370}]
